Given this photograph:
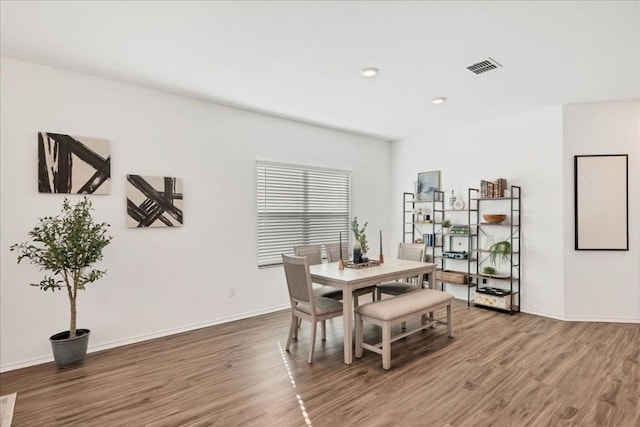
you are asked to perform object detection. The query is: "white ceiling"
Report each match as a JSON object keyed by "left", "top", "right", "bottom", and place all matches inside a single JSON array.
[{"left": 1, "top": 1, "right": 639, "bottom": 141}]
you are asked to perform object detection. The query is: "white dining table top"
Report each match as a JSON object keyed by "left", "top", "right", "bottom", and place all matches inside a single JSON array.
[{"left": 309, "top": 258, "right": 436, "bottom": 289}]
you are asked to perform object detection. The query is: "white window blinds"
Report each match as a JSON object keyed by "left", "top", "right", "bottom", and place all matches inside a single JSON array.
[{"left": 257, "top": 161, "right": 352, "bottom": 268}]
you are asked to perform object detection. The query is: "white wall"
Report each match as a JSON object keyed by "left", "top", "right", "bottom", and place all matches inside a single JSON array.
[
  {"left": 390, "top": 107, "right": 566, "bottom": 318},
  {"left": 0, "top": 57, "right": 391, "bottom": 371},
  {"left": 391, "top": 103, "right": 640, "bottom": 322},
  {"left": 562, "top": 102, "right": 640, "bottom": 321}
]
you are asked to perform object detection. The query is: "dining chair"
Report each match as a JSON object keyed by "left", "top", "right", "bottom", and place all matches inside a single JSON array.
[
  {"left": 324, "top": 242, "right": 349, "bottom": 264},
  {"left": 376, "top": 242, "right": 426, "bottom": 300},
  {"left": 293, "top": 244, "right": 343, "bottom": 300},
  {"left": 282, "top": 254, "right": 344, "bottom": 363},
  {"left": 325, "top": 241, "right": 376, "bottom": 307}
]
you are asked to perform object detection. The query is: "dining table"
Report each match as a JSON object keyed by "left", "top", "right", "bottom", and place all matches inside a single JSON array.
[{"left": 309, "top": 258, "right": 436, "bottom": 364}]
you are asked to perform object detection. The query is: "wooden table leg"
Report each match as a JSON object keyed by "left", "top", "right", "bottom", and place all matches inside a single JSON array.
[{"left": 343, "top": 286, "right": 353, "bottom": 364}]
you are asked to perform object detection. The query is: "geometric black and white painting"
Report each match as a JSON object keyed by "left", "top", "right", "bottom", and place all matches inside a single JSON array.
[
  {"left": 38, "top": 132, "right": 111, "bottom": 194},
  {"left": 126, "top": 174, "right": 183, "bottom": 227}
]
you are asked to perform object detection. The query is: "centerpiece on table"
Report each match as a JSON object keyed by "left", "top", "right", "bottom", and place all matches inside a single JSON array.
[{"left": 350, "top": 216, "right": 369, "bottom": 263}]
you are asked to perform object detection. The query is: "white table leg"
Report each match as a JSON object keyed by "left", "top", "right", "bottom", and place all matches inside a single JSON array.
[{"left": 343, "top": 286, "right": 353, "bottom": 364}]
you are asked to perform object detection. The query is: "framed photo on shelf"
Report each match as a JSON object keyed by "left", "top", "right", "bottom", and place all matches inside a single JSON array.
[
  {"left": 416, "top": 170, "right": 440, "bottom": 201},
  {"left": 574, "top": 154, "right": 628, "bottom": 250}
]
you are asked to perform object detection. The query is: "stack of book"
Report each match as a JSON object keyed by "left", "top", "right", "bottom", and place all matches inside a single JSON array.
[
  {"left": 480, "top": 178, "right": 508, "bottom": 198},
  {"left": 422, "top": 233, "right": 435, "bottom": 247}
]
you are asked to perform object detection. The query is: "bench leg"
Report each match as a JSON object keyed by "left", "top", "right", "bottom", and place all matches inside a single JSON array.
[
  {"left": 321, "top": 320, "right": 326, "bottom": 341},
  {"left": 447, "top": 303, "right": 453, "bottom": 337},
  {"left": 355, "top": 313, "right": 363, "bottom": 358},
  {"left": 421, "top": 311, "right": 436, "bottom": 328},
  {"left": 382, "top": 322, "right": 391, "bottom": 370}
]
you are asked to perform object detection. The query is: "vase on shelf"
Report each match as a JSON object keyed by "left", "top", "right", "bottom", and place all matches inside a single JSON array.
[{"left": 448, "top": 190, "right": 456, "bottom": 209}]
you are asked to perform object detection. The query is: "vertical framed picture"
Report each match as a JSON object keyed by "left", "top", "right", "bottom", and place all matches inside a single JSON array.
[
  {"left": 416, "top": 171, "right": 440, "bottom": 201},
  {"left": 574, "top": 154, "right": 628, "bottom": 250}
]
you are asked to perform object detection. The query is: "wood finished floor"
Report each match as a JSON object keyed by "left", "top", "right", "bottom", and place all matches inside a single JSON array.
[{"left": 1, "top": 300, "right": 639, "bottom": 427}]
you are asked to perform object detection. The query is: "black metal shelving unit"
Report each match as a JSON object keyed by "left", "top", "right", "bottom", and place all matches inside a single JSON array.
[
  {"left": 468, "top": 185, "right": 521, "bottom": 314},
  {"left": 402, "top": 192, "right": 416, "bottom": 243},
  {"left": 431, "top": 190, "right": 478, "bottom": 306},
  {"left": 402, "top": 192, "right": 433, "bottom": 245},
  {"left": 402, "top": 192, "right": 433, "bottom": 288}
]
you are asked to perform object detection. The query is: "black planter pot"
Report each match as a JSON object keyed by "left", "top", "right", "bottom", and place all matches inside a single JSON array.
[{"left": 49, "top": 329, "right": 90, "bottom": 368}]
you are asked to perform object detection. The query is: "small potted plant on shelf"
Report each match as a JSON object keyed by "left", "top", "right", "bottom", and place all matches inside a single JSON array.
[
  {"left": 442, "top": 218, "right": 452, "bottom": 234},
  {"left": 489, "top": 240, "right": 511, "bottom": 266},
  {"left": 482, "top": 266, "right": 496, "bottom": 276},
  {"left": 350, "top": 216, "right": 369, "bottom": 263},
  {"left": 10, "top": 197, "right": 112, "bottom": 368}
]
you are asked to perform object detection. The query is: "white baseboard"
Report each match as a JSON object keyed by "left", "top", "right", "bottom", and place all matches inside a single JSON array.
[
  {"left": 561, "top": 314, "right": 640, "bottom": 323},
  {"left": 88, "top": 304, "right": 289, "bottom": 354},
  {"left": 519, "top": 308, "right": 566, "bottom": 321},
  {"left": 460, "top": 299, "right": 640, "bottom": 323},
  {"left": 0, "top": 304, "right": 289, "bottom": 373}
]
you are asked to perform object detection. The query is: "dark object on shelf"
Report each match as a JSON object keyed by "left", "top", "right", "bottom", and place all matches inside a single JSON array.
[
  {"left": 345, "top": 259, "right": 381, "bottom": 269},
  {"left": 442, "top": 251, "right": 469, "bottom": 259},
  {"left": 476, "top": 287, "right": 511, "bottom": 296}
]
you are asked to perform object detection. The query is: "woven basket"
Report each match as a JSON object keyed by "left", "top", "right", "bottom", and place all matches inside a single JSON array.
[{"left": 438, "top": 270, "right": 469, "bottom": 284}]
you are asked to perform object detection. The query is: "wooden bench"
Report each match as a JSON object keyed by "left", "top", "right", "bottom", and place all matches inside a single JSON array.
[{"left": 355, "top": 288, "right": 454, "bottom": 370}]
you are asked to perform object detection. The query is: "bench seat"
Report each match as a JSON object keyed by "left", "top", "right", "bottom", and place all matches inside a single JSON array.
[{"left": 355, "top": 288, "right": 454, "bottom": 370}]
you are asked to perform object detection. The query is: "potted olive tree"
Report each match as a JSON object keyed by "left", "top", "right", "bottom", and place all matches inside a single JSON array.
[{"left": 10, "top": 197, "right": 112, "bottom": 368}]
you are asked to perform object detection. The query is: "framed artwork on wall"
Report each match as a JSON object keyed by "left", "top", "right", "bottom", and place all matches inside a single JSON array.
[
  {"left": 574, "top": 154, "right": 628, "bottom": 250},
  {"left": 126, "top": 174, "right": 184, "bottom": 227},
  {"left": 38, "top": 132, "right": 111, "bottom": 194},
  {"left": 416, "top": 170, "right": 440, "bottom": 201}
]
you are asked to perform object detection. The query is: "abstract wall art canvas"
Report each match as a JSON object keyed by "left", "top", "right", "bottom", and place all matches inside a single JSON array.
[
  {"left": 416, "top": 170, "right": 440, "bottom": 201},
  {"left": 38, "top": 132, "right": 111, "bottom": 194},
  {"left": 126, "top": 174, "right": 183, "bottom": 227}
]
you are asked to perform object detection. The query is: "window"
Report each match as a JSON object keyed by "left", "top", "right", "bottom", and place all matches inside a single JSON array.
[{"left": 257, "top": 161, "right": 351, "bottom": 268}]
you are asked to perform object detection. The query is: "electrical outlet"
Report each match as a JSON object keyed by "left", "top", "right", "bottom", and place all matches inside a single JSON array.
[{"left": 229, "top": 287, "right": 235, "bottom": 297}]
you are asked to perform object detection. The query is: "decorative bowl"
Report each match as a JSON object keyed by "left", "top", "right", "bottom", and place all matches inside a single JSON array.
[{"left": 482, "top": 214, "right": 506, "bottom": 224}]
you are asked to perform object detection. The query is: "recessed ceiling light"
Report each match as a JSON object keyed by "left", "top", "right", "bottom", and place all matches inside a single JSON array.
[
  {"left": 432, "top": 97, "right": 447, "bottom": 105},
  {"left": 361, "top": 67, "right": 379, "bottom": 77}
]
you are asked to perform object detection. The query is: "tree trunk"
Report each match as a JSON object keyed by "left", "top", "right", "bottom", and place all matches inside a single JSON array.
[{"left": 70, "top": 295, "right": 77, "bottom": 338}]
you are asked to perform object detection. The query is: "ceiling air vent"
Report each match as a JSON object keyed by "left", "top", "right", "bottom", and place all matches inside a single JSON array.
[{"left": 466, "top": 57, "right": 502, "bottom": 75}]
